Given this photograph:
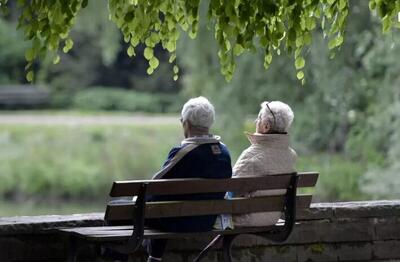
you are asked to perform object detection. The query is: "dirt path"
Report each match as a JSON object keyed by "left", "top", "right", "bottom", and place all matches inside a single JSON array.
[{"left": 0, "top": 113, "right": 179, "bottom": 125}]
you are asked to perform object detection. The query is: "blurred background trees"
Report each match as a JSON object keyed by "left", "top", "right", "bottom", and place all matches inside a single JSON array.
[{"left": 0, "top": 0, "right": 399, "bottom": 214}]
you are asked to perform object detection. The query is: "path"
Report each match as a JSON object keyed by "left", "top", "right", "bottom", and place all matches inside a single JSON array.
[{"left": 0, "top": 113, "right": 179, "bottom": 125}]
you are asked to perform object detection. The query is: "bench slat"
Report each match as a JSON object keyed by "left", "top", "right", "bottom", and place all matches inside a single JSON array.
[
  {"left": 110, "top": 172, "right": 318, "bottom": 197},
  {"left": 105, "top": 195, "right": 312, "bottom": 221}
]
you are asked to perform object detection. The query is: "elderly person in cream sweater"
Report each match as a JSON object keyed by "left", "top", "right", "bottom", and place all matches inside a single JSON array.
[{"left": 232, "top": 101, "right": 297, "bottom": 227}]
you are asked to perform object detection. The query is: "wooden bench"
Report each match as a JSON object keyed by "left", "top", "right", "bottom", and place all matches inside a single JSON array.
[
  {"left": 58, "top": 171, "right": 318, "bottom": 262},
  {"left": 0, "top": 85, "right": 49, "bottom": 108}
]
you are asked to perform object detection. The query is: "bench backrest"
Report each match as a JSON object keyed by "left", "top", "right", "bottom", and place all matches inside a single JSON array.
[{"left": 105, "top": 172, "right": 318, "bottom": 222}]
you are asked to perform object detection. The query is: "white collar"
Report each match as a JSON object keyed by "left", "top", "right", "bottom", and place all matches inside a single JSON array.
[{"left": 181, "top": 135, "right": 221, "bottom": 145}]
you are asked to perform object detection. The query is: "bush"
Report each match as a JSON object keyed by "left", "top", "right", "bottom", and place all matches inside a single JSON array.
[
  {"left": 296, "top": 153, "right": 367, "bottom": 201},
  {"left": 72, "top": 87, "right": 180, "bottom": 113}
]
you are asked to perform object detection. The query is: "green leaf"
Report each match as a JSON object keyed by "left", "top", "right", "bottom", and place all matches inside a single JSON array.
[
  {"left": 296, "top": 71, "right": 304, "bottom": 80},
  {"left": 260, "top": 36, "right": 268, "bottom": 47},
  {"left": 173, "top": 65, "right": 179, "bottom": 74},
  {"left": 169, "top": 53, "right": 176, "bottom": 63},
  {"left": 26, "top": 70, "right": 34, "bottom": 82},
  {"left": 127, "top": 46, "right": 135, "bottom": 57},
  {"left": 144, "top": 47, "right": 154, "bottom": 60},
  {"left": 166, "top": 41, "right": 176, "bottom": 52},
  {"left": 369, "top": 0, "right": 376, "bottom": 11},
  {"left": 338, "top": 0, "right": 347, "bottom": 10},
  {"left": 147, "top": 67, "right": 154, "bottom": 75},
  {"left": 25, "top": 48, "right": 35, "bottom": 61},
  {"left": 295, "top": 57, "right": 305, "bottom": 70},
  {"left": 149, "top": 57, "right": 159, "bottom": 69},
  {"left": 336, "top": 35, "right": 344, "bottom": 46},
  {"left": 265, "top": 52, "right": 272, "bottom": 64},
  {"left": 233, "top": 44, "right": 244, "bottom": 56},
  {"left": 382, "top": 15, "right": 392, "bottom": 33},
  {"left": 53, "top": 54, "right": 60, "bottom": 64},
  {"left": 296, "top": 36, "right": 303, "bottom": 48},
  {"left": 63, "top": 38, "right": 74, "bottom": 53},
  {"left": 328, "top": 38, "right": 337, "bottom": 49}
]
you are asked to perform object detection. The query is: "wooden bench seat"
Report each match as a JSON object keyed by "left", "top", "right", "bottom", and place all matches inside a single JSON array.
[{"left": 57, "top": 172, "right": 318, "bottom": 262}]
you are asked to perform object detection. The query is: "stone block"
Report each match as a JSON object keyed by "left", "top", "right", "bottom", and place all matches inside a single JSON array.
[
  {"left": 253, "top": 245, "right": 297, "bottom": 262},
  {"left": 332, "top": 201, "right": 400, "bottom": 219},
  {"left": 375, "top": 217, "right": 400, "bottom": 240},
  {"left": 0, "top": 235, "right": 66, "bottom": 262},
  {"left": 373, "top": 240, "right": 400, "bottom": 259},
  {"left": 297, "top": 243, "right": 338, "bottom": 262},
  {"left": 284, "top": 218, "right": 375, "bottom": 245},
  {"left": 336, "top": 242, "right": 372, "bottom": 261},
  {"left": 297, "top": 204, "right": 335, "bottom": 221}
]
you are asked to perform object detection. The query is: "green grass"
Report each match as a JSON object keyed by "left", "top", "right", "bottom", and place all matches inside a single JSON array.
[
  {"left": 0, "top": 118, "right": 369, "bottom": 216},
  {"left": 0, "top": 123, "right": 182, "bottom": 200}
]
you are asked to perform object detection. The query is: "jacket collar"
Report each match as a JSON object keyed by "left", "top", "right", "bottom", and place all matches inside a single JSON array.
[
  {"left": 245, "top": 132, "right": 290, "bottom": 148},
  {"left": 181, "top": 134, "right": 221, "bottom": 145}
]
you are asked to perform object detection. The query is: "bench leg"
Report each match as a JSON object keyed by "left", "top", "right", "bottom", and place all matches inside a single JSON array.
[
  {"left": 193, "top": 235, "right": 223, "bottom": 262},
  {"left": 222, "top": 235, "right": 236, "bottom": 262},
  {"left": 67, "top": 237, "right": 78, "bottom": 262}
]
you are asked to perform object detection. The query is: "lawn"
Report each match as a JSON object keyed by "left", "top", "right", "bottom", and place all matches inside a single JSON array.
[{"left": 0, "top": 113, "right": 367, "bottom": 216}]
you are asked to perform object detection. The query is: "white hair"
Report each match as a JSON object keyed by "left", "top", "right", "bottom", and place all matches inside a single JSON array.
[
  {"left": 181, "top": 96, "right": 215, "bottom": 128},
  {"left": 259, "top": 101, "right": 294, "bottom": 133}
]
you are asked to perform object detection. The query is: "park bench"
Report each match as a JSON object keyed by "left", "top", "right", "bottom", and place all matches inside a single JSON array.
[
  {"left": 0, "top": 85, "right": 49, "bottom": 108},
  {"left": 58, "top": 171, "right": 318, "bottom": 262}
]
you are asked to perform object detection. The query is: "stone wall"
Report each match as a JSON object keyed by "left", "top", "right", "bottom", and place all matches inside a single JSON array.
[{"left": 1, "top": 200, "right": 400, "bottom": 262}]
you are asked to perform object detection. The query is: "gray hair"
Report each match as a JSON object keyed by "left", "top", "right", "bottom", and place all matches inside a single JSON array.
[
  {"left": 181, "top": 96, "right": 215, "bottom": 128},
  {"left": 259, "top": 101, "right": 294, "bottom": 133}
]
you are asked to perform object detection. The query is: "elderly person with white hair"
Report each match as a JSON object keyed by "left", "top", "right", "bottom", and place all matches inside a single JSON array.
[
  {"left": 232, "top": 101, "right": 297, "bottom": 227},
  {"left": 144, "top": 96, "right": 232, "bottom": 262}
]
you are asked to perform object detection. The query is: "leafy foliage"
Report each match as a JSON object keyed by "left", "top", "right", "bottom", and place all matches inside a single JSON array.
[
  {"left": 180, "top": 0, "right": 400, "bottom": 200},
  {"left": 1, "top": 0, "right": 399, "bottom": 82},
  {"left": 72, "top": 87, "right": 181, "bottom": 113}
]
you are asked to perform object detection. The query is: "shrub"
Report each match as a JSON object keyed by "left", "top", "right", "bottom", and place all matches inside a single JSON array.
[{"left": 72, "top": 87, "right": 180, "bottom": 113}]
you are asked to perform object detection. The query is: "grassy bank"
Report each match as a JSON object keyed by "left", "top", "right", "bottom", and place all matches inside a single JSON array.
[
  {"left": 0, "top": 123, "right": 182, "bottom": 200},
  {"left": 0, "top": 116, "right": 367, "bottom": 216}
]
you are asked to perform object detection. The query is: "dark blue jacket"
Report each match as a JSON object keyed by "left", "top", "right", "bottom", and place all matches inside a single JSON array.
[{"left": 147, "top": 142, "right": 232, "bottom": 232}]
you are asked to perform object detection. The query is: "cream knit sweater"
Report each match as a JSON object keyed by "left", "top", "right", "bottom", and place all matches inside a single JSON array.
[{"left": 232, "top": 133, "right": 297, "bottom": 227}]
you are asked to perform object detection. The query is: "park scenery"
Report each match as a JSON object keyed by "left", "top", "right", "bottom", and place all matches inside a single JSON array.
[{"left": 0, "top": 0, "right": 399, "bottom": 218}]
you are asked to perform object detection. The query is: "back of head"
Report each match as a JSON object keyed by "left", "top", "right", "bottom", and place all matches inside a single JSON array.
[
  {"left": 259, "top": 101, "right": 294, "bottom": 133},
  {"left": 181, "top": 96, "right": 215, "bottom": 128}
]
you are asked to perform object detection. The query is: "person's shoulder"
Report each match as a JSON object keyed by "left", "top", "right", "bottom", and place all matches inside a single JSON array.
[
  {"left": 218, "top": 142, "right": 231, "bottom": 155},
  {"left": 166, "top": 145, "right": 184, "bottom": 159},
  {"left": 239, "top": 145, "right": 259, "bottom": 160}
]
